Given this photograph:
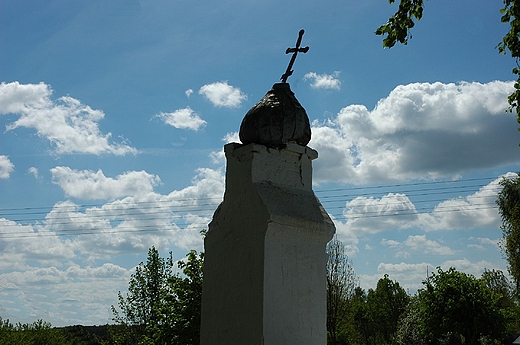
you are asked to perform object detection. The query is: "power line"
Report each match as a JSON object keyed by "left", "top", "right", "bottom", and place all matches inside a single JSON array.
[
  {"left": 0, "top": 175, "right": 500, "bottom": 214},
  {"left": 0, "top": 175, "right": 505, "bottom": 239},
  {"left": 0, "top": 181, "right": 497, "bottom": 218}
]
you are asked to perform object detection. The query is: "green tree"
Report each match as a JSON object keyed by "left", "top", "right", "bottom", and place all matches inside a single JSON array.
[
  {"left": 0, "top": 317, "right": 71, "bottom": 345},
  {"left": 418, "top": 267, "right": 506, "bottom": 345},
  {"left": 111, "top": 246, "right": 169, "bottom": 344},
  {"left": 349, "top": 276, "right": 409, "bottom": 345},
  {"left": 375, "top": 0, "right": 423, "bottom": 48},
  {"left": 497, "top": 173, "right": 520, "bottom": 294},
  {"left": 365, "top": 275, "right": 410, "bottom": 345},
  {"left": 395, "top": 296, "right": 428, "bottom": 345},
  {"left": 350, "top": 287, "right": 374, "bottom": 345},
  {"left": 160, "top": 250, "right": 204, "bottom": 345},
  {"left": 376, "top": 0, "right": 520, "bottom": 125},
  {"left": 326, "top": 236, "right": 358, "bottom": 345},
  {"left": 480, "top": 269, "right": 520, "bottom": 335},
  {"left": 110, "top": 246, "right": 204, "bottom": 345}
]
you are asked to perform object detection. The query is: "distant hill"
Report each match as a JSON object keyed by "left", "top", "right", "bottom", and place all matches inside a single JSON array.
[{"left": 59, "top": 324, "right": 110, "bottom": 344}]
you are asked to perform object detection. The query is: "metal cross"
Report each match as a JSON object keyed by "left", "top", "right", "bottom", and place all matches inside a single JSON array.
[{"left": 280, "top": 29, "right": 309, "bottom": 83}]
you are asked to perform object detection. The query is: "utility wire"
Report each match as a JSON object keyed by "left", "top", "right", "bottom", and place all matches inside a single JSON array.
[
  {"left": 0, "top": 175, "right": 500, "bottom": 215},
  {"left": 0, "top": 175, "right": 505, "bottom": 239}
]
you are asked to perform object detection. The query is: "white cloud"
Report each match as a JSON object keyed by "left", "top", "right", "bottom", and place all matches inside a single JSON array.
[
  {"left": 377, "top": 261, "right": 429, "bottom": 278},
  {"left": 342, "top": 193, "right": 418, "bottom": 236},
  {"left": 382, "top": 235, "right": 454, "bottom": 256},
  {"left": 154, "top": 107, "right": 206, "bottom": 131},
  {"left": 0, "top": 155, "right": 14, "bottom": 179},
  {"left": 208, "top": 131, "right": 240, "bottom": 164},
  {"left": 0, "top": 218, "right": 75, "bottom": 269},
  {"left": 304, "top": 71, "right": 341, "bottom": 90},
  {"left": 359, "top": 257, "right": 506, "bottom": 294},
  {"left": 336, "top": 175, "right": 511, "bottom": 254},
  {"left": 0, "top": 152, "right": 277, "bottom": 326},
  {"left": 439, "top": 258, "right": 500, "bottom": 277},
  {"left": 359, "top": 261, "right": 430, "bottom": 292},
  {"left": 185, "top": 89, "right": 193, "bottom": 97},
  {"left": 417, "top": 174, "right": 513, "bottom": 231},
  {"left": 310, "top": 81, "right": 516, "bottom": 184},
  {"left": 468, "top": 237, "right": 500, "bottom": 250},
  {"left": 333, "top": 217, "right": 360, "bottom": 257},
  {"left": 166, "top": 167, "right": 224, "bottom": 203},
  {"left": 0, "top": 263, "right": 130, "bottom": 326},
  {"left": 404, "top": 235, "right": 455, "bottom": 255},
  {"left": 381, "top": 238, "right": 400, "bottom": 247},
  {"left": 396, "top": 251, "right": 410, "bottom": 258},
  {"left": 51, "top": 167, "right": 161, "bottom": 200},
  {"left": 28, "top": 167, "right": 39, "bottom": 178},
  {"left": 0, "top": 82, "right": 137, "bottom": 155},
  {"left": 0, "top": 165, "right": 225, "bottom": 304},
  {"left": 223, "top": 131, "right": 240, "bottom": 143},
  {"left": 44, "top": 166, "right": 224, "bottom": 259},
  {"left": 198, "top": 81, "right": 247, "bottom": 108}
]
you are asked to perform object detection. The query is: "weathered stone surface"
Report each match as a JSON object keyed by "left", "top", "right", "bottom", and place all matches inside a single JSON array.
[
  {"left": 200, "top": 143, "right": 335, "bottom": 345},
  {"left": 239, "top": 83, "right": 311, "bottom": 148}
]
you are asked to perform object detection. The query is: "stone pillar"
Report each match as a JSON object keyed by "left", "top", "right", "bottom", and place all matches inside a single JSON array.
[{"left": 200, "top": 142, "right": 335, "bottom": 345}]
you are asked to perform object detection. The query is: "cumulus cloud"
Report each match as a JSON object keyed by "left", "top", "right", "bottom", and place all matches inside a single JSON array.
[
  {"left": 417, "top": 174, "right": 512, "bottom": 231},
  {"left": 382, "top": 237, "right": 452, "bottom": 259},
  {"left": 51, "top": 167, "right": 161, "bottom": 200},
  {"left": 28, "top": 167, "right": 39, "bottom": 178},
  {"left": 0, "top": 218, "right": 75, "bottom": 268},
  {"left": 361, "top": 257, "right": 504, "bottom": 293},
  {"left": 333, "top": 217, "right": 360, "bottom": 257},
  {"left": 44, "top": 166, "right": 224, "bottom": 258},
  {"left": 310, "top": 81, "right": 516, "bottom": 184},
  {"left": 198, "top": 81, "right": 247, "bottom": 108},
  {"left": 222, "top": 131, "right": 240, "bottom": 143},
  {"left": 404, "top": 235, "right": 455, "bottom": 255},
  {"left": 304, "top": 71, "right": 341, "bottom": 90},
  {"left": 0, "top": 262, "right": 130, "bottom": 326},
  {"left": 185, "top": 89, "right": 193, "bottom": 97},
  {"left": 0, "top": 82, "right": 137, "bottom": 155},
  {"left": 0, "top": 155, "right": 14, "bottom": 179},
  {"left": 439, "top": 258, "right": 500, "bottom": 277},
  {"left": 358, "top": 261, "right": 430, "bottom": 292},
  {"left": 154, "top": 107, "right": 206, "bottom": 131},
  {"left": 468, "top": 237, "right": 500, "bottom": 250},
  {"left": 343, "top": 193, "right": 418, "bottom": 235},
  {"left": 381, "top": 238, "right": 400, "bottom": 247},
  {"left": 208, "top": 131, "right": 241, "bottom": 164},
  {"left": 336, "top": 175, "right": 510, "bottom": 254}
]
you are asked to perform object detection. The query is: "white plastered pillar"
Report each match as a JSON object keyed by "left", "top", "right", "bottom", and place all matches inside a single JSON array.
[{"left": 200, "top": 142, "right": 335, "bottom": 345}]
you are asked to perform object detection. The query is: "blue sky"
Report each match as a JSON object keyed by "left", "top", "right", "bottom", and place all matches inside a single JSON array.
[{"left": 0, "top": 0, "right": 519, "bottom": 326}]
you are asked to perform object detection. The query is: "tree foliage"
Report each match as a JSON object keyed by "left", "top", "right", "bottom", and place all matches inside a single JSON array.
[
  {"left": 326, "top": 236, "right": 358, "bottom": 345},
  {"left": 365, "top": 275, "right": 410, "bottom": 345},
  {"left": 160, "top": 250, "right": 204, "bottom": 345},
  {"left": 395, "top": 296, "right": 428, "bottom": 345},
  {"left": 0, "top": 318, "right": 71, "bottom": 345},
  {"left": 397, "top": 268, "right": 507, "bottom": 345},
  {"left": 497, "top": 173, "right": 520, "bottom": 294},
  {"left": 498, "top": 0, "right": 520, "bottom": 117},
  {"left": 375, "top": 0, "right": 424, "bottom": 48},
  {"left": 377, "top": 0, "right": 520, "bottom": 126},
  {"left": 109, "top": 246, "right": 203, "bottom": 345},
  {"left": 345, "top": 275, "right": 409, "bottom": 345}
]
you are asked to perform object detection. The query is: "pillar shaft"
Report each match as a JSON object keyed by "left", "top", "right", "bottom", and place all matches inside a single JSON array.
[{"left": 200, "top": 143, "right": 335, "bottom": 345}]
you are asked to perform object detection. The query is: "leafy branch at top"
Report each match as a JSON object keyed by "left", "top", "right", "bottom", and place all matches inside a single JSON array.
[
  {"left": 498, "top": 0, "right": 520, "bottom": 117},
  {"left": 376, "top": 0, "right": 520, "bottom": 129},
  {"left": 375, "top": 0, "right": 424, "bottom": 48}
]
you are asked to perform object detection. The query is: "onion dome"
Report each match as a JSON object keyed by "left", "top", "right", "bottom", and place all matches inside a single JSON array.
[{"left": 239, "top": 83, "right": 311, "bottom": 148}]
